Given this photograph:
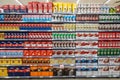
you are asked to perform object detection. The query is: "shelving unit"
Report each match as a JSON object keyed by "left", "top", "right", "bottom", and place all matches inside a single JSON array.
[{"left": 0, "top": 1, "right": 120, "bottom": 78}]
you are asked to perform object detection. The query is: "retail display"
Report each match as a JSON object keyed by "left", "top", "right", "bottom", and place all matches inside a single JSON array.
[
  {"left": 0, "top": 1, "right": 120, "bottom": 78},
  {"left": 77, "top": 4, "right": 109, "bottom": 14},
  {"left": 2, "top": 5, "right": 27, "bottom": 13}
]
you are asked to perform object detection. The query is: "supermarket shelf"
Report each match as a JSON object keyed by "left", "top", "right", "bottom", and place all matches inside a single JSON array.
[
  {"left": 9, "top": 47, "right": 113, "bottom": 50},
  {"left": 76, "top": 47, "right": 120, "bottom": 49},
  {"left": 76, "top": 39, "right": 98, "bottom": 41},
  {"left": 76, "top": 64, "right": 120, "bottom": 66},
  {"left": 76, "top": 76, "right": 120, "bottom": 78},
  {"left": 0, "top": 56, "right": 119, "bottom": 58},
  {"left": 0, "top": 30, "right": 119, "bottom": 32},
  {"left": 0, "top": 21, "right": 120, "bottom": 23},
  {"left": 99, "top": 47, "right": 120, "bottom": 49},
  {"left": 0, "top": 39, "right": 28, "bottom": 41},
  {"left": 0, "top": 76, "right": 119, "bottom": 79},
  {"left": 0, "top": 48, "right": 75, "bottom": 50},
  {"left": 0, "top": 56, "right": 51, "bottom": 58},
  {"left": 0, "top": 76, "right": 76, "bottom": 79},
  {"left": 76, "top": 30, "right": 98, "bottom": 32},
  {"left": 76, "top": 30, "right": 120, "bottom": 32},
  {"left": 0, "top": 30, "right": 76, "bottom": 32},
  {"left": 0, "top": 39, "right": 119, "bottom": 42},
  {"left": 0, "top": 39, "right": 75, "bottom": 41},
  {"left": 99, "top": 21, "right": 120, "bottom": 24},
  {"left": 0, "top": 30, "right": 76, "bottom": 33},
  {"left": 53, "top": 48, "right": 76, "bottom": 50},
  {"left": 99, "top": 39, "right": 120, "bottom": 40},
  {"left": 0, "top": 64, "right": 75, "bottom": 67},
  {"left": 1, "top": 64, "right": 119, "bottom": 67},
  {"left": 75, "top": 56, "right": 120, "bottom": 58},
  {"left": 0, "top": 21, "right": 71, "bottom": 23},
  {"left": 76, "top": 21, "right": 120, "bottom": 23},
  {"left": 52, "top": 55, "right": 75, "bottom": 58},
  {"left": 76, "top": 48, "right": 98, "bottom": 49},
  {"left": 0, "top": 56, "right": 76, "bottom": 58},
  {"left": 3, "top": 39, "right": 117, "bottom": 41},
  {"left": 0, "top": 21, "right": 60, "bottom": 23},
  {"left": 98, "top": 56, "right": 120, "bottom": 57},
  {"left": 0, "top": 11, "right": 120, "bottom": 79},
  {"left": 76, "top": 39, "right": 120, "bottom": 41},
  {"left": 0, "top": 13, "right": 120, "bottom": 15},
  {"left": 98, "top": 64, "right": 120, "bottom": 66},
  {"left": 0, "top": 13, "right": 74, "bottom": 15},
  {"left": 0, "top": 13, "right": 52, "bottom": 15},
  {"left": 0, "top": 64, "right": 51, "bottom": 66},
  {"left": 53, "top": 64, "right": 75, "bottom": 66},
  {"left": 0, "top": 30, "right": 53, "bottom": 32},
  {"left": 76, "top": 13, "right": 120, "bottom": 15}
]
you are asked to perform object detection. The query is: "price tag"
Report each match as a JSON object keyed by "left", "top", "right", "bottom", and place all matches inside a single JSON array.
[{"left": 60, "top": 64, "right": 64, "bottom": 68}]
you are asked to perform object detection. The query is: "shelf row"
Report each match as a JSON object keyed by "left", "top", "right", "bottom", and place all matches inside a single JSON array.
[
  {"left": 0, "top": 57, "right": 119, "bottom": 66},
  {"left": 0, "top": 23, "right": 120, "bottom": 32},
  {"left": 1, "top": 2, "right": 120, "bottom": 14},
  {"left": 0, "top": 41, "right": 119, "bottom": 48},
  {"left": 0, "top": 48, "right": 119, "bottom": 50},
  {"left": 0, "top": 14, "right": 120, "bottom": 22},
  {"left": 0, "top": 48, "right": 120, "bottom": 57},
  {"left": 0, "top": 2, "right": 119, "bottom": 78},
  {"left": 0, "top": 76, "right": 119, "bottom": 79},
  {"left": 0, "top": 30, "right": 120, "bottom": 32},
  {"left": 0, "top": 32, "right": 119, "bottom": 40},
  {"left": 0, "top": 65, "right": 119, "bottom": 78},
  {"left": 0, "top": 56, "right": 119, "bottom": 58},
  {"left": 0, "top": 21, "right": 120, "bottom": 23},
  {"left": 0, "top": 39, "right": 120, "bottom": 41},
  {"left": 0, "top": 64, "right": 120, "bottom": 67},
  {"left": 0, "top": 13, "right": 120, "bottom": 15}
]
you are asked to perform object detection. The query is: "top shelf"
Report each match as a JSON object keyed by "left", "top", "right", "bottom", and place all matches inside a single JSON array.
[{"left": 0, "top": 13, "right": 120, "bottom": 15}]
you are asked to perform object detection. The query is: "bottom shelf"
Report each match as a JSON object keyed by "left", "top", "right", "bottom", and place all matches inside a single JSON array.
[{"left": 0, "top": 76, "right": 119, "bottom": 79}]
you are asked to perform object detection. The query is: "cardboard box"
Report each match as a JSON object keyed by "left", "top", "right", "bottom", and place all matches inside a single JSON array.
[
  {"left": 38, "top": 2, "right": 43, "bottom": 13},
  {"left": 36, "top": 50, "right": 41, "bottom": 56},
  {"left": 48, "top": 2, "right": 53, "bottom": 13},
  {"left": 110, "top": 66, "right": 120, "bottom": 77},
  {"left": 41, "top": 66, "right": 49, "bottom": 76},
  {"left": 8, "top": 66, "right": 15, "bottom": 76},
  {"left": 76, "top": 66, "right": 87, "bottom": 76},
  {"left": 53, "top": 2, "right": 58, "bottom": 13},
  {"left": 30, "top": 66, "right": 38, "bottom": 76},
  {"left": 5, "top": 59, "right": 11, "bottom": 65},
  {"left": 98, "top": 58, "right": 109, "bottom": 65},
  {"left": 53, "top": 67, "right": 63, "bottom": 76},
  {"left": 62, "top": 3, "right": 67, "bottom": 13},
  {"left": 41, "top": 50, "right": 47, "bottom": 56},
  {"left": 67, "top": 3, "right": 72, "bottom": 13},
  {"left": 72, "top": 3, "right": 76, "bottom": 13},
  {"left": 43, "top": 3, "right": 48, "bottom": 13},
  {"left": 10, "top": 59, "right": 22, "bottom": 65},
  {"left": 92, "top": 66, "right": 99, "bottom": 77},
  {"left": 86, "top": 66, "right": 93, "bottom": 77},
  {"left": 99, "top": 66, "right": 109, "bottom": 76},
  {"left": 30, "top": 50, "right": 37, "bottom": 56},
  {"left": 33, "top": 2, "right": 38, "bottom": 13},
  {"left": 0, "top": 59, "right": 10, "bottom": 65},
  {"left": 23, "top": 50, "right": 29, "bottom": 56},
  {"left": 63, "top": 67, "right": 75, "bottom": 76},
  {"left": 24, "top": 66, "right": 30, "bottom": 76},
  {"left": 0, "top": 67, "right": 8, "bottom": 76},
  {"left": 28, "top": 2, "right": 33, "bottom": 13},
  {"left": 47, "top": 50, "right": 52, "bottom": 56},
  {"left": 110, "top": 57, "right": 120, "bottom": 65}
]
